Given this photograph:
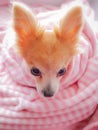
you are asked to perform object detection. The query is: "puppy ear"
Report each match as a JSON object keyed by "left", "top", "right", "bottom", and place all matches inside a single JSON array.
[
  {"left": 58, "top": 6, "right": 83, "bottom": 40},
  {"left": 13, "top": 2, "right": 38, "bottom": 38}
]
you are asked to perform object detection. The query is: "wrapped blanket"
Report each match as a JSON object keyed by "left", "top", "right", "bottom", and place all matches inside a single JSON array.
[{"left": 0, "top": 0, "right": 98, "bottom": 130}]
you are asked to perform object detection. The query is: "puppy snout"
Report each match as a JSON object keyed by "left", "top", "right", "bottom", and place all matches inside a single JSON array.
[{"left": 42, "top": 86, "right": 54, "bottom": 97}]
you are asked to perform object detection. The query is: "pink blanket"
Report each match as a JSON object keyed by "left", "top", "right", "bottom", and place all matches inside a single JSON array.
[{"left": 0, "top": 0, "right": 98, "bottom": 130}]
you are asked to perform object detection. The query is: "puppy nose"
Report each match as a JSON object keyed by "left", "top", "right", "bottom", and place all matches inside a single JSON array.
[
  {"left": 42, "top": 87, "right": 54, "bottom": 97},
  {"left": 43, "top": 90, "right": 54, "bottom": 97}
]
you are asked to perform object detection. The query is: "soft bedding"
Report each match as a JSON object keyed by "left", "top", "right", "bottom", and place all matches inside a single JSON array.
[{"left": 0, "top": 0, "right": 98, "bottom": 130}]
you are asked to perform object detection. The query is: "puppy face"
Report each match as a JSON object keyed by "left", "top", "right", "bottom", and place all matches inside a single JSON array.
[{"left": 13, "top": 3, "right": 83, "bottom": 97}]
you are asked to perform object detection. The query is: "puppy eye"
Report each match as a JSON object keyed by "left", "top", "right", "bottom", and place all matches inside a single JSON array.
[
  {"left": 31, "top": 67, "right": 41, "bottom": 76},
  {"left": 57, "top": 68, "right": 66, "bottom": 77}
]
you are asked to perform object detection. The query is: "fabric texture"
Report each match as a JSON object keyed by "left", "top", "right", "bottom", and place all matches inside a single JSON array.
[{"left": 0, "top": 0, "right": 98, "bottom": 130}]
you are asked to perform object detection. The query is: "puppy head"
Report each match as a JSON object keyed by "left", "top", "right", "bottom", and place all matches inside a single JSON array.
[{"left": 13, "top": 3, "right": 83, "bottom": 98}]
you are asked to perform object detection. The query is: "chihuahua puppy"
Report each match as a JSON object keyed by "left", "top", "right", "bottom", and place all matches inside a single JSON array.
[{"left": 13, "top": 3, "right": 83, "bottom": 97}]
